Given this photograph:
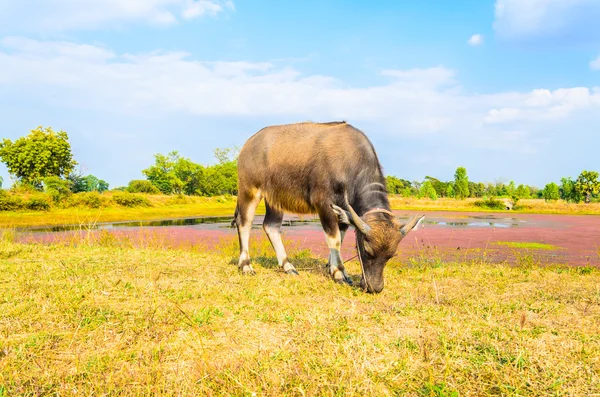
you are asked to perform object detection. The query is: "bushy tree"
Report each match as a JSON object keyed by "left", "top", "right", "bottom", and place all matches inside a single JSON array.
[
  {"left": 86, "top": 175, "right": 109, "bottom": 192},
  {"left": 401, "top": 187, "right": 413, "bottom": 197},
  {"left": 446, "top": 183, "right": 455, "bottom": 198},
  {"left": 515, "top": 184, "right": 531, "bottom": 199},
  {"left": 559, "top": 177, "right": 580, "bottom": 203},
  {"left": 454, "top": 167, "right": 469, "bottom": 199},
  {"left": 386, "top": 175, "right": 409, "bottom": 194},
  {"left": 68, "top": 172, "right": 87, "bottom": 193},
  {"left": 574, "top": 170, "right": 600, "bottom": 204},
  {"left": 142, "top": 148, "right": 238, "bottom": 196},
  {"left": 0, "top": 126, "right": 77, "bottom": 189},
  {"left": 419, "top": 180, "right": 437, "bottom": 200},
  {"left": 425, "top": 176, "right": 447, "bottom": 197},
  {"left": 469, "top": 182, "right": 485, "bottom": 198},
  {"left": 542, "top": 182, "right": 560, "bottom": 201},
  {"left": 142, "top": 151, "right": 188, "bottom": 194},
  {"left": 127, "top": 180, "right": 160, "bottom": 194},
  {"left": 506, "top": 181, "right": 516, "bottom": 197},
  {"left": 43, "top": 176, "right": 72, "bottom": 203},
  {"left": 68, "top": 173, "right": 109, "bottom": 193}
]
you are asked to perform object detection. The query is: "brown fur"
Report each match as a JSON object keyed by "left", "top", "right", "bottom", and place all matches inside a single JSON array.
[{"left": 234, "top": 121, "right": 422, "bottom": 293}]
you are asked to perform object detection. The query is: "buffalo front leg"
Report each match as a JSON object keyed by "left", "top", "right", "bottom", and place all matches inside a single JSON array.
[
  {"left": 263, "top": 202, "right": 298, "bottom": 275},
  {"left": 320, "top": 209, "right": 352, "bottom": 285},
  {"left": 235, "top": 189, "right": 262, "bottom": 274}
]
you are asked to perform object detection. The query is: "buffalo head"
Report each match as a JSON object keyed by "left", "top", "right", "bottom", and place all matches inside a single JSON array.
[{"left": 331, "top": 203, "right": 424, "bottom": 293}]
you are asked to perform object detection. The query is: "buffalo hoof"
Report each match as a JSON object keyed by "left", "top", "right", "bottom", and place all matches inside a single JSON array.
[
  {"left": 240, "top": 264, "right": 256, "bottom": 275},
  {"left": 283, "top": 262, "right": 299, "bottom": 275},
  {"left": 332, "top": 269, "right": 352, "bottom": 285}
]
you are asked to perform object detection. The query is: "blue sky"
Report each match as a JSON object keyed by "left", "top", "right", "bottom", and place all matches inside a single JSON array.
[{"left": 1, "top": 0, "right": 599, "bottom": 188}]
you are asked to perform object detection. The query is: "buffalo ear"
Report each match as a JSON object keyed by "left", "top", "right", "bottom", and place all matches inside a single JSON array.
[
  {"left": 331, "top": 203, "right": 372, "bottom": 235},
  {"left": 363, "top": 240, "right": 374, "bottom": 256},
  {"left": 331, "top": 204, "right": 351, "bottom": 225},
  {"left": 399, "top": 215, "right": 425, "bottom": 237}
]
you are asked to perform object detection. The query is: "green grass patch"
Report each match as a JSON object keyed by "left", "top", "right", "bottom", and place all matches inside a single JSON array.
[{"left": 494, "top": 241, "right": 560, "bottom": 250}]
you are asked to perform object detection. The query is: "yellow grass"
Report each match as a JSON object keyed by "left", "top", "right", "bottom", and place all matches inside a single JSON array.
[
  {"left": 389, "top": 197, "right": 600, "bottom": 215},
  {"left": 1, "top": 232, "right": 599, "bottom": 395},
  {"left": 1, "top": 194, "right": 600, "bottom": 230},
  {"left": 0, "top": 194, "right": 264, "bottom": 229}
]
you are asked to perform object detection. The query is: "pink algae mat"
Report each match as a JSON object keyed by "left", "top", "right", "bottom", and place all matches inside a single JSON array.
[{"left": 19, "top": 210, "right": 600, "bottom": 267}]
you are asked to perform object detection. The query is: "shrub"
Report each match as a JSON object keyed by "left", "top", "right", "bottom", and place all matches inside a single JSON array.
[
  {"left": 0, "top": 191, "right": 24, "bottom": 211},
  {"left": 43, "top": 176, "right": 72, "bottom": 203},
  {"left": 542, "top": 182, "right": 560, "bottom": 201},
  {"left": 112, "top": 192, "right": 151, "bottom": 207},
  {"left": 473, "top": 196, "right": 507, "bottom": 210},
  {"left": 25, "top": 197, "right": 51, "bottom": 211},
  {"left": 127, "top": 180, "right": 161, "bottom": 194},
  {"left": 68, "top": 192, "right": 103, "bottom": 209}
]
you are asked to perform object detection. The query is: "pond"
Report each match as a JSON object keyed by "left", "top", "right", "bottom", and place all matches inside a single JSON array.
[{"left": 21, "top": 212, "right": 526, "bottom": 233}]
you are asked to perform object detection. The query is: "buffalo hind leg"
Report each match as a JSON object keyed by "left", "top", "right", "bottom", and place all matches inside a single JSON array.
[
  {"left": 263, "top": 202, "right": 299, "bottom": 275},
  {"left": 320, "top": 208, "right": 352, "bottom": 285},
  {"left": 235, "top": 189, "right": 262, "bottom": 274}
]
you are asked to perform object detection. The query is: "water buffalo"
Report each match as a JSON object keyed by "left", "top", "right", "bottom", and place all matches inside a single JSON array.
[{"left": 232, "top": 121, "right": 424, "bottom": 293}]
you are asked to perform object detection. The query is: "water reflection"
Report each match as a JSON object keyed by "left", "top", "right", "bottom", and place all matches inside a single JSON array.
[{"left": 21, "top": 213, "right": 525, "bottom": 234}]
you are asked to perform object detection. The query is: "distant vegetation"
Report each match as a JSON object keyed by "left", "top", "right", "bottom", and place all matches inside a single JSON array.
[{"left": 1, "top": 126, "right": 599, "bottom": 212}]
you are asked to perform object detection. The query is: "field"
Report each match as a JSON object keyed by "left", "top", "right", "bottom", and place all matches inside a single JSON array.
[
  {"left": 2, "top": 196, "right": 600, "bottom": 395},
  {"left": 1, "top": 232, "right": 599, "bottom": 396}
]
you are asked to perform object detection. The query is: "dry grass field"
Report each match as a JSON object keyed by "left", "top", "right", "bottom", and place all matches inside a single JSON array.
[{"left": 1, "top": 231, "right": 598, "bottom": 396}]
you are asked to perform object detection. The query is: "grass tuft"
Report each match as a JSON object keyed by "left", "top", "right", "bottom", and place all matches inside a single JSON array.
[{"left": 494, "top": 241, "right": 560, "bottom": 250}]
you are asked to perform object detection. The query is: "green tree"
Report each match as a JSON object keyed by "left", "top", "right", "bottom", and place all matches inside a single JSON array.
[
  {"left": 469, "top": 182, "right": 485, "bottom": 198},
  {"left": 542, "top": 182, "right": 560, "bottom": 201},
  {"left": 0, "top": 126, "right": 77, "bottom": 189},
  {"left": 515, "top": 184, "right": 531, "bottom": 199},
  {"left": 454, "top": 167, "right": 469, "bottom": 199},
  {"left": 43, "top": 176, "right": 72, "bottom": 203},
  {"left": 425, "top": 176, "right": 447, "bottom": 197},
  {"left": 68, "top": 173, "right": 109, "bottom": 193},
  {"left": 401, "top": 187, "right": 413, "bottom": 197},
  {"left": 506, "top": 181, "right": 516, "bottom": 197},
  {"left": 574, "top": 170, "right": 600, "bottom": 204},
  {"left": 97, "top": 179, "right": 109, "bottom": 193},
  {"left": 213, "top": 147, "right": 239, "bottom": 165},
  {"left": 142, "top": 151, "right": 186, "bottom": 194},
  {"left": 142, "top": 148, "right": 238, "bottom": 196},
  {"left": 446, "top": 183, "right": 455, "bottom": 198},
  {"left": 485, "top": 183, "right": 497, "bottom": 196},
  {"left": 199, "top": 161, "right": 237, "bottom": 196},
  {"left": 419, "top": 180, "right": 437, "bottom": 200},
  {"left": 386, "top": 175, "right": 405, "bottom": 194},
  {"left": 0, "top": 175, "right": 3, "bottom": 189},
  {"left": 559, "top": 177, "right": 579, "bottom": 203},
  {"left": 127, "top": 180, "right": 160, "bottom": 194}
]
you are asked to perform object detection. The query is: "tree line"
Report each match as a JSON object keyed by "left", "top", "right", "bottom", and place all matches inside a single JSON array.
[
  {"left": 1, "top": 126, "right": 599, "bottom": 204},
  {"left": 386, "top": 167, "right": 600, "bottom": 204}
]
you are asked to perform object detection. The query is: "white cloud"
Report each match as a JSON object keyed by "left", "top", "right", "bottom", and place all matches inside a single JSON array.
[
  {"left": 493, "top": 0, "right": 600, "bottom": 39},
  {"left": 468, "top": 34, "right": 484, "bottom": 46},
  {"left": 0, "top": 0, "right": 234, "bottom": 32},
  {"left": 591, "top": 55, "right": 600, "bottom": 70},
  {"left": 484, "top": 87, "right": 599, "bottom": 124},
  {"left": 1, "top": 37, "right": 599, "bottom": 154}
]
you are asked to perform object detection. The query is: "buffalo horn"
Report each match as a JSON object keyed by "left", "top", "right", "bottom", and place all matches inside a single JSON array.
[
  {"left": 331, "top": 203, "right": 372, "bottom": 235},
  {"left": 400, "top": 215, "right": 425, "bottom": 236}
]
